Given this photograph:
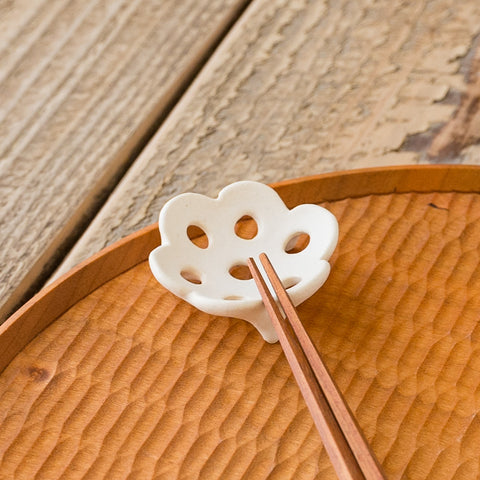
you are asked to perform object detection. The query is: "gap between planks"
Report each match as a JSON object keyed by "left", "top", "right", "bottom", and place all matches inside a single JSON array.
[{"left": 1, "top": 0, "right": 254, "bottom": 323}]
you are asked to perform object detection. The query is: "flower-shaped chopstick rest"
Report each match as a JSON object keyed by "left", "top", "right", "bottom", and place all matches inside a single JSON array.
[{"left": 149, "top": 181, "right": 338, "bottom": 343}]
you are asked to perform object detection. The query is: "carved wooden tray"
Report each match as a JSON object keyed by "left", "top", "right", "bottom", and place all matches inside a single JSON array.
[{"left": 2, "top": 165, "right": 480, "bottom": 480}]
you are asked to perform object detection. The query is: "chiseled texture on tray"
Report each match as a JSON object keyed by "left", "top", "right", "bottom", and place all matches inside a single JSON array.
[
  {"left": 54, "top": 0, "right": 480, "bottom": 278},
  {"left": 0, "top": 0, "right": 249, "bottom": 320},
  {"left": 2, "top": 191, "right": 480, "bottom": 479}
]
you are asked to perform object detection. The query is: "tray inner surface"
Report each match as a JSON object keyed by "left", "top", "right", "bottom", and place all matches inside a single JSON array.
[{"left": 1, "top": 190, "right": 480, "bottom": 480}]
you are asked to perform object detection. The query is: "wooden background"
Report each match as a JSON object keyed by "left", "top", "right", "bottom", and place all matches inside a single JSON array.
[{"left": 1, "top": 0, "right": 480, "bottom": 321}]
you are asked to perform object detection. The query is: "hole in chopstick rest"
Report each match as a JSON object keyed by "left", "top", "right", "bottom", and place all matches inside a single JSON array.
[
  {"left": 285, "top": 232, "right": 310, "bottom": 254},
  {"left": 187, "top": 225, "right": 209, "bottom": 249},
  {"left": 181, "top": 269, "right": 202, "bottom": 284},
  {"left": 283, "top": 276, "right": 301, "bottom": 290},
  {"left": 224, "top": 295, "right": 244, "bottom": 300},
  {"left": 234, "top": 215, "right": 258, "bottom": 239},
  {"left": 229, "top": 264, "right": 253, "bottom": 281}
]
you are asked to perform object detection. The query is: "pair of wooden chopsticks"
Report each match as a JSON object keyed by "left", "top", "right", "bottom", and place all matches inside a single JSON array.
[{"left": 247, "top": 253, "right": 386, "bottom": 480}]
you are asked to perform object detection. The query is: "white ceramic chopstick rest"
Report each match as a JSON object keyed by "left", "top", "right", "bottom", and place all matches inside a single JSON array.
[{"left": 149, "top": 181, "right": 338, "bottom": 343}]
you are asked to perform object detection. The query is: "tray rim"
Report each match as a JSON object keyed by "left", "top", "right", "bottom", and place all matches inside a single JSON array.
[{"left": 2, "top": 164, "right": 480, "bottom": 374}]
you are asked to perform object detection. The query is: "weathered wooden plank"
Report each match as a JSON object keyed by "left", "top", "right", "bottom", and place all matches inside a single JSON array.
[
  {"left": 53, "top": 0, "right": 480, "bottom": 285},
  {"left": 0, "top": 0, "right": 251, "bottom": 320}
]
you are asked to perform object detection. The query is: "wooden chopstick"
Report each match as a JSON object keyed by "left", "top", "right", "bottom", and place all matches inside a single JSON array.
[{"left": 247, "top": 253, "right": 386, "bottom": 480}]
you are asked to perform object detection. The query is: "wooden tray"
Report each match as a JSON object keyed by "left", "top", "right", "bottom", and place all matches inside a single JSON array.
[{"left": 2, "top": 165, "right": 480, "bottom": 480}]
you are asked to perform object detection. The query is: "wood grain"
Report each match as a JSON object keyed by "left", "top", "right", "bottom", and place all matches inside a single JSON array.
[
  {"left": 2, "top": 167, "right": 480, "bottom": 479},
  {"left": 428, "top": 35, "right": 480, "bottom": 160},
  {"left": 52, "top": 0, "right": 480, "bottom": 282},
  {"left": 0, "top": 0, "right": 250, "bottom": 320}
]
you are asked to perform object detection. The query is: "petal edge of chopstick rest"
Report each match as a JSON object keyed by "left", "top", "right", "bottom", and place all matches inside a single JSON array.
[
  {"left": 247, "top": 257, "right": 366, "bottom": 480},
  {"left": 148, "top": 180, "right": 338, "bottom": 343},
  {"left": 255, "top": 253, "right": 386, "bottom": 480}
]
